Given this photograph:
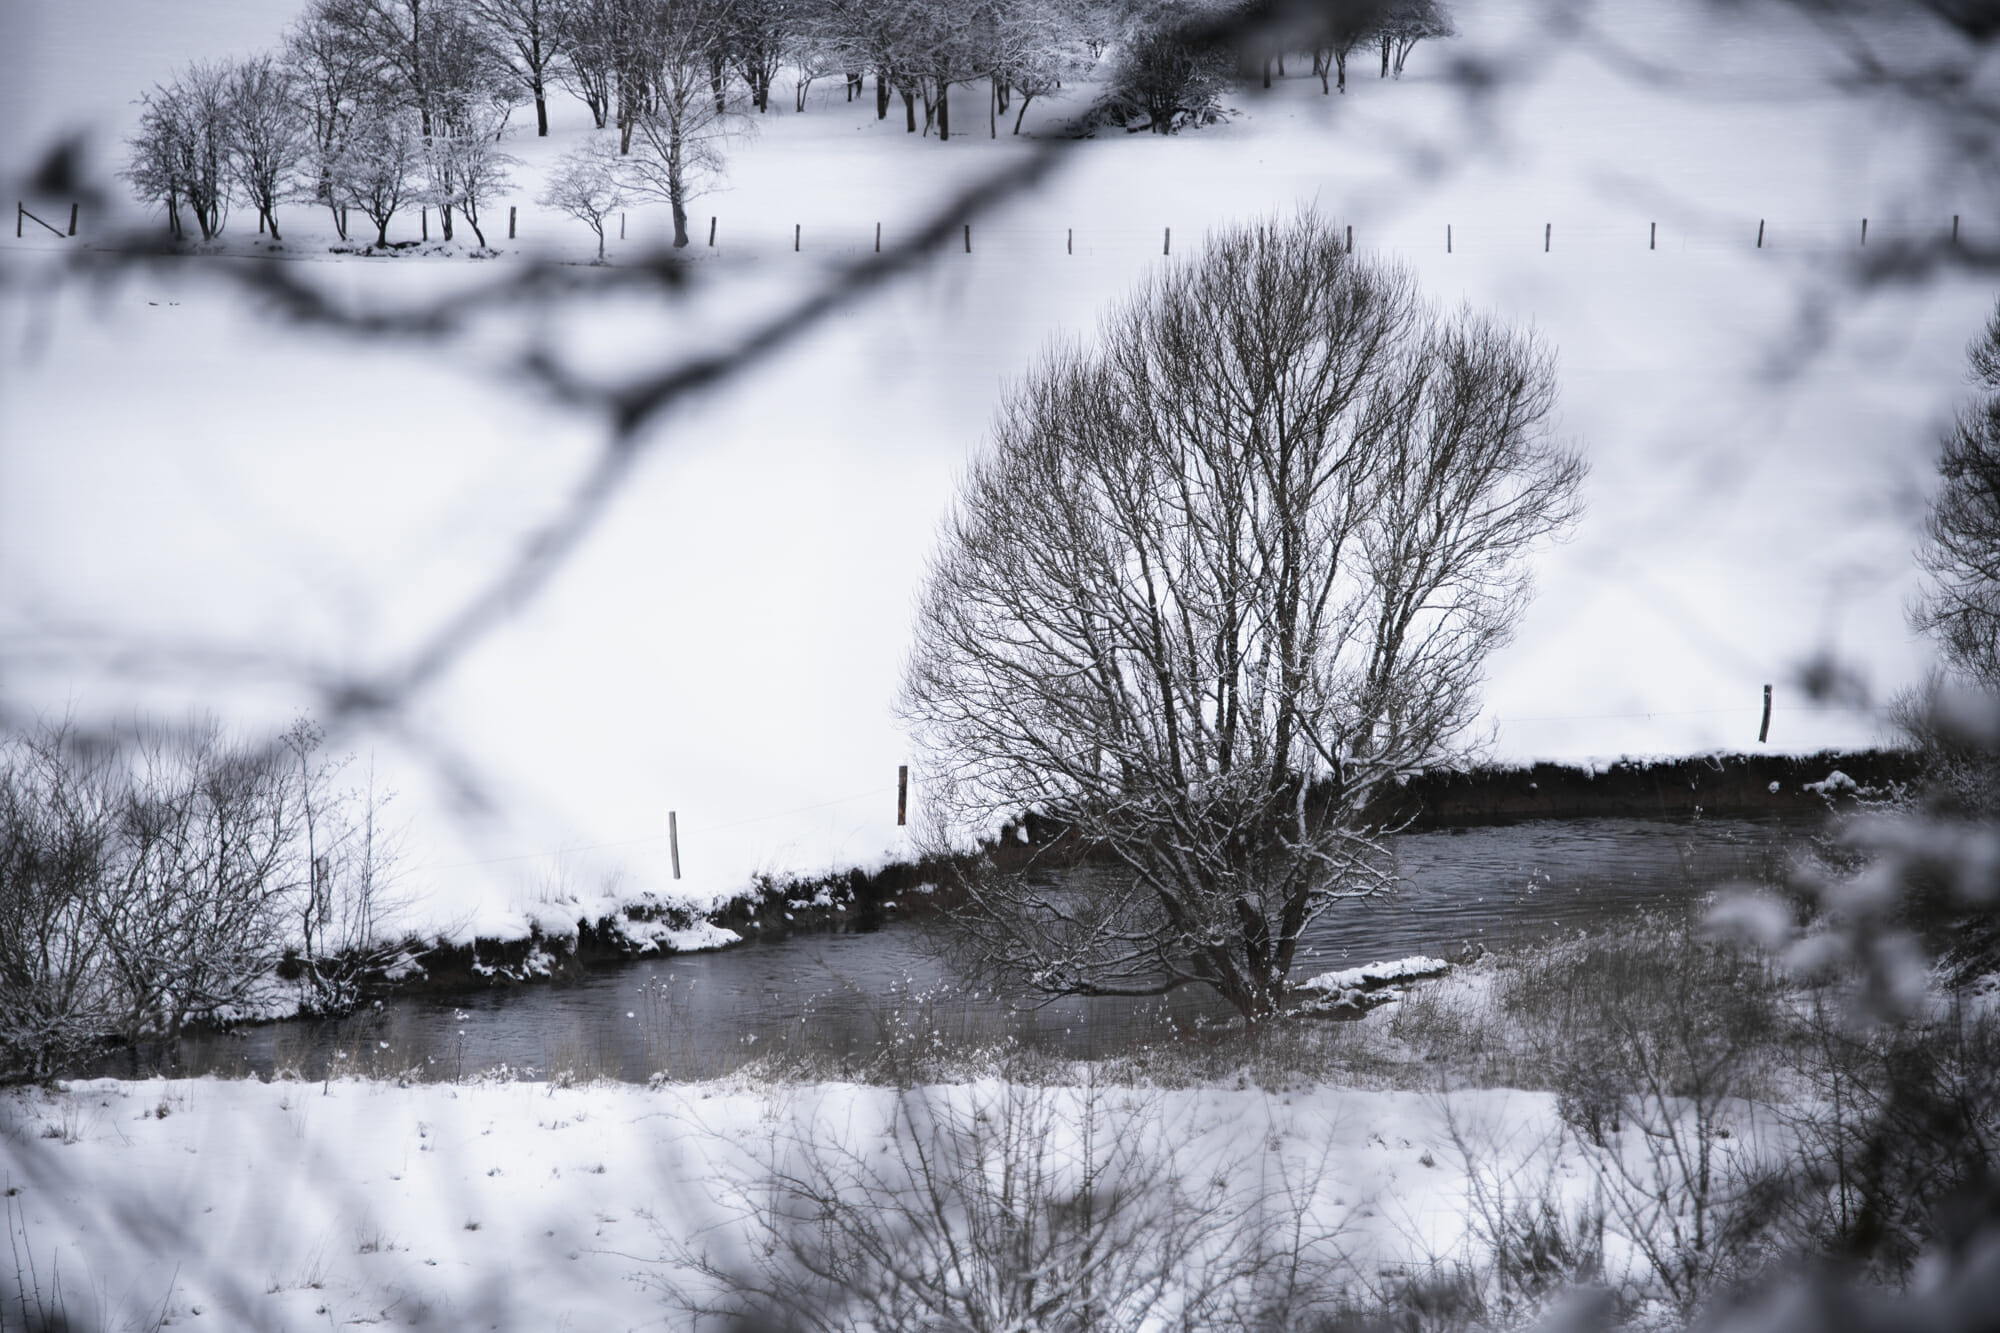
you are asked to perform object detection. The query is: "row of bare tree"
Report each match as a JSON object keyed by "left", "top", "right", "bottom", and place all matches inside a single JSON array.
[
  {"left": 121, "top": 0, "right": 1460, "bottom": 249},
  {"left": 0, "top": 719, "right": 398, "bottom": 1082}
]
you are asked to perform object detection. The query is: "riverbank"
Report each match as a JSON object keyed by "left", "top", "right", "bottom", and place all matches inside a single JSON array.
[
  {"left": 153, "top": 749, "right": 1927, "bottom": 1015},
  {"left": 11, "top": 914, "right": 1996, "bottom": 1332}
]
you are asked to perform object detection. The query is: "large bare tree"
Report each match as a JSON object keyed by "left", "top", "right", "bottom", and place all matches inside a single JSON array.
[
  {"left": 1913, "top": 299, "right": 2000, "bottom": 691},
  {"left": 902, "top": 214, "right": 1585, "bottom": 1022}
]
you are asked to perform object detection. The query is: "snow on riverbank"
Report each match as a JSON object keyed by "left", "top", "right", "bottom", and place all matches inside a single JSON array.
[{"left": 0, "top": 1072, "right": 1580, "bottom": 1332}]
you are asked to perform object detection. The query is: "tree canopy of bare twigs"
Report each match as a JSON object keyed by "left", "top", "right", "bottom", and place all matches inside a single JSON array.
[
  {"left": 901, "top": 213, "right": 1585, "bottom": 1022},
  {"left": 1914, "top": 299, "right": 2000, "bottom": 693},
  {"left": 0, "top": 717, "right": 400, "bottom": 1082}
]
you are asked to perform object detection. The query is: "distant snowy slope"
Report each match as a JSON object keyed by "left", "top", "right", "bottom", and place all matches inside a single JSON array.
[{"left": 2, "top": 0, "right": 1989, "bottom": 937}]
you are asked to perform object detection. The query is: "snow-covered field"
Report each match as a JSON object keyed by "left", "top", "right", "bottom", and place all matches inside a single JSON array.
[
  {"left": 1, "top": 1067, "right": 1587, "bottom": 1331},
  {"left": 2, "top": 3, "right": 1993, "bottom": 935}
]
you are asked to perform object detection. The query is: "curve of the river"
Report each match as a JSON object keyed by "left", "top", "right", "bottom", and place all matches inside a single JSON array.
[{"left": 134, "top": 815, "right": 1811, "bottom": 1082}]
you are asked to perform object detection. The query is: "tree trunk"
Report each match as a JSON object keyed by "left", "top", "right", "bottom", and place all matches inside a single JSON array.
[
  {"left": 1261, "top": 57, "right": 1271, "bottom": 89},
  {"left": 1380, "top": 35, "right": 1391, "bottom": 77},
  {"left": 265, "top": 205, "right": 281, "bottom": 241},
  {"left": 877, "top": 70, "right": 890, "bottom": 119},
  {"left": 937, "top": 82, "right": 950, "bottom": 141},
  {"left": 670, "top": 136, "right": 689, "bottom": 247},
  {"left": 902, "top": 86, "right": 917, "bottom": 132},
  {"left": 376, "top": 216, "right": 390, "bottom": 246},
  {"left": 1013, "top": 91, "right": 1035, "bottom": 134},
  {"left": 1336, "top": 49, "right": 1347, "bottom": 92},
  {"left": 535, "top": 91, "right": 548, "bottom": 135}
]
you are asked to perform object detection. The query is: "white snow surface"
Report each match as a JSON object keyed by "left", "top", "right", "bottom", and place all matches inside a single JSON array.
[
  {"left": 3, "top": 0, "right": 1993, "bottom": 939},
  {"left": 0, "top": 1074, "right": 1579, "bottom": 1331}
]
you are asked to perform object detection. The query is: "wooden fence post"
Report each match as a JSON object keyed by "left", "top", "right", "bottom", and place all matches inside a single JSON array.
[
  {"left": 1447, "top": 223, "right": 1452, "bottom": 254},
  {"left": 795, "top": 222, "right": 800, "bottom": 251},
  {"left": 1163, "top": 226, "right": 1170, "bottom": 256},
  {"left": 1544, "top": 222, "right": 1551, "bottom": 252},
  {"left": 964, "top": 222, "right": 971, "bottom": 253},
  {"left": 1860, "top": 217, "right": 1867, "bottom": 246},
  {"left": 1757, "top": 219, "right": 1764, "bottom": 248},
  {"left": 1066, "top": 227, "right": 1072, "bottom": 255},
  {"left": 422, "top": 207, "right": 428, "bottom": 241},
  {"left": 1650, "top": 221, "right": 1656, "bottom": 251},
  {"left": 508, "top": 205, "right": 516, "bottom": 239},
  {"left": 68, "top": 203, "right": 77, "bottom": 235},
  {"left": 897, "top": 766, "right": 908, "bottom": 826},
  {"left": 708, "top": 216, "right": 716, "bottom": 246},
  {"left": 1758, "top": 685, "right": 1772, "bottom": 744},
  {"left": 15, "top": 203, "right": 21, "bottom": 240},
  {"left": 669, "top": 811, "right": 681, "bottom": 879},
  {"left": 1953, "top": 214, "right": 1961, "bottom": 244},
  {"left": 1345, "top": 224, "right": 1352, "bottom": 251},
  {"left": 620, "top": 211, "right": 626, "bottom": 241},
  {"left": 875, "top": 221, "right": 881, "bottom": 253}
]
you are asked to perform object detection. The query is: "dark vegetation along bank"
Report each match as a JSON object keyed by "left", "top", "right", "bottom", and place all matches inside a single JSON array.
[{"left": 1389, "top": 747, "right": 1923, "bottom": 827}]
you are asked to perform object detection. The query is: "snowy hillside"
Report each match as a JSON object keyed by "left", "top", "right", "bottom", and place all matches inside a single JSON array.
[{"left": 2, "top": 0, "right": 1992, "bottom": 938}]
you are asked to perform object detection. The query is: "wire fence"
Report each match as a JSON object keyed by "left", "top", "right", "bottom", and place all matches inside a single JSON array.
[{"left": 9, "top": 197, "right": 1984, "bottom": 266}]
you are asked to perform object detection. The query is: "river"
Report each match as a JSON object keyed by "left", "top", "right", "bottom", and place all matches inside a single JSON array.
[{"left": 128, "top": 815, "right": 1810, "bottom": 1083}]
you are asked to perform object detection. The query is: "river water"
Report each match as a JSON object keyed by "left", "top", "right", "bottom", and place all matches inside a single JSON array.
[{"left": 136, "top": 816, "right": 1809, "bottom": 1083}]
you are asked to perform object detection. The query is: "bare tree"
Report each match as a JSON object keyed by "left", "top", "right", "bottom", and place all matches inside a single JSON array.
[
  {"left": 422, "top": 103, "right": 519, "bottom": 243},
  {"left": 623, "top": 0, "right": 744, "bottom": 248},
  {"left": 0, "top": 724, "right": 121, "bottom": 1081},
  {"left": 336, "top": 103, "right": 423, "bottom": 245},
  {"left": 123, "top": 61, "right": 235, "bottom": 240},
  {"left": 0, "top": 716, "right": 401, "bottom": 1079},
  {"left": 557, "top": 0, "right": 618, "bottom": 126},
  {"left": 1313, "top": 2, "right": 1376, "bottom": 94},
  {"left": 284, "top": 721, "right": 405, "bottom": 1015},
  {"left": 659, "top": 1079, "right": 1347, "bottom": 1331},
  {"left": 990, "top": 0, "right": 1088, "bottom": 134},
  {"left": 725, "top": 0, "right": 789, "bottom": 115},
  {"left": 902, "top": 214, "right": 1585, "bottom": 1023},
  {"left": 284, "top": 0, "right": 387, "bottom": 240},
  {"left": 541, "top": 137, "right": 628, "bottom": 258},
  {"left": 1376, "top": 0, "right": 1453, "bottom": 78},
  {"left": 223, "top": 54, "right": 309, "bottom": 240},
  {"left": 1913, "top": 300, "right": 2000, "bottom": 692},
  {"left": 470, "top": 0, "right": 572, "bottom": 134},
  {"left": 1105, "top": 3, "right": 1233, "bottom": 132}
]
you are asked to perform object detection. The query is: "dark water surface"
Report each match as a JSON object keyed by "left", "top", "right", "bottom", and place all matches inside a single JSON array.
[{"left": 136, "top": 816, "right": 1807, "bottom": 1083}]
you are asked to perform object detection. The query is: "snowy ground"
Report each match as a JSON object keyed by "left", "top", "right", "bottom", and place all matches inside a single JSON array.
[
  {"left": 0, "top": 1069, "right": 1595, "bottom": 1332},
  {"left": 2, "top": 0, "right": 1994, "bottom": 941}
]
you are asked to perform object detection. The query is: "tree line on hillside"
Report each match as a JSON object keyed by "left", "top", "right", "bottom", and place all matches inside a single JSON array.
[{"left": 121, "top": 0, "right": 1455, "bottom": 250}]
